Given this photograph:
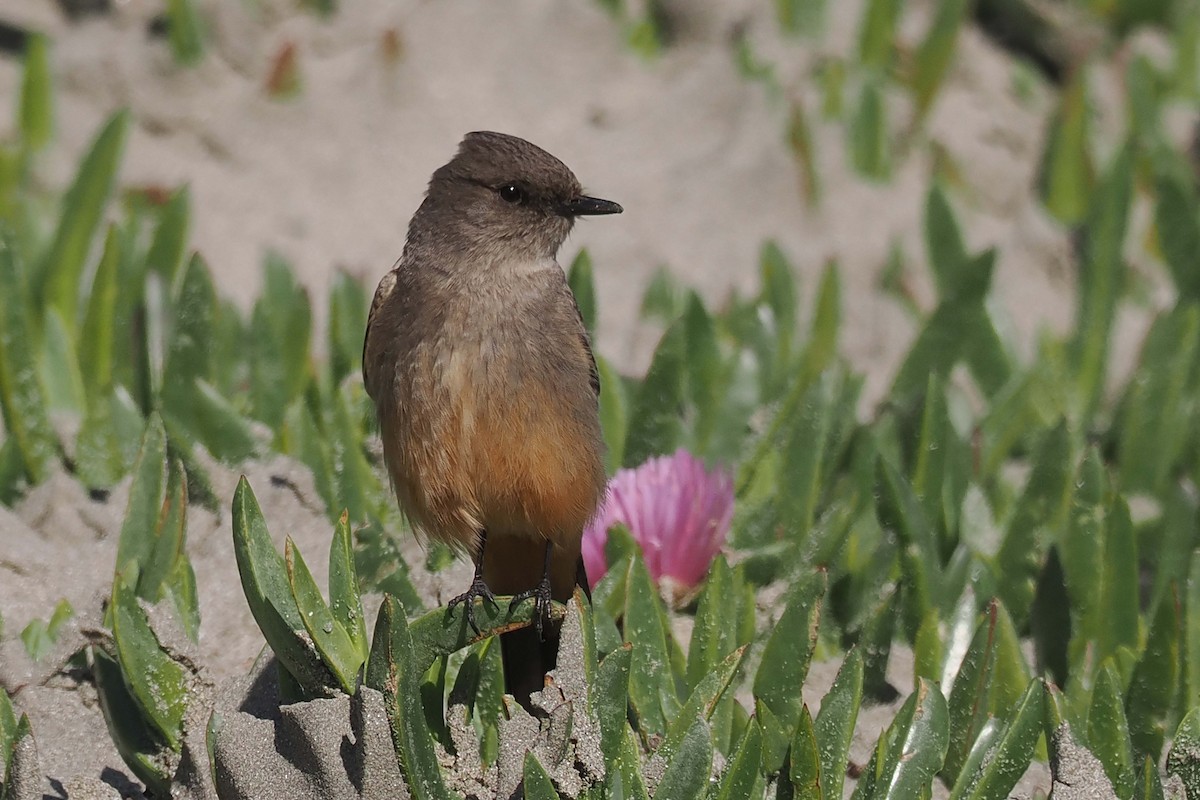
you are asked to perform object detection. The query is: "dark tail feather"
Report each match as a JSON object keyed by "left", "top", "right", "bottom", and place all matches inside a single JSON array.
[{"left": 501, "top": 556, "right": 592, "bottom": 706}]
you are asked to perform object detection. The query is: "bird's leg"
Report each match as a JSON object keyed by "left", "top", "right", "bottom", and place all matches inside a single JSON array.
[
  {"left": 448, "top": 529, "right": 498, "bottom": 635},
  {"left": 512, "top": 541, "right": 554, "bottom": 641}
]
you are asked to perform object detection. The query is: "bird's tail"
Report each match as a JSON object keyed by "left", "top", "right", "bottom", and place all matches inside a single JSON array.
[{"left": 500, "top": 556, "right": 592, "bottom": 706}]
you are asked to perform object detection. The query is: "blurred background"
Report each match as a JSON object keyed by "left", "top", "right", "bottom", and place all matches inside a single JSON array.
[{"left": 3, "top": 0, "right": 1189, "bottom": 407}]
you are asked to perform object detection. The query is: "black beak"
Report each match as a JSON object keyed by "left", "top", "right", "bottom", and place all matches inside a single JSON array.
[{"left": 562, "top": 195, "right": 623, "bottom": 217}]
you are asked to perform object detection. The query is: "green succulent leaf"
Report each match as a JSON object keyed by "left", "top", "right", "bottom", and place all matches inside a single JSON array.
[
  {"left": 368, "top": 596, "right": 460, "bottom": 800},
  {"left": 814, "top": 647, "right": 863, "bottom": 800},
  {"left": 115, "top": 415, "right": 168, "bottom": 571},
  {"left": 653, "top": 716, "right": 713, "bottom": 800},
  {"left": 18, "top": 34, "right": 53, "bottom": 151},
  {"left": 623, "top": 317, "right": 686, "bottom": 466},
  {"left": 949, "top": 678, "right": 1045, "bottom": 800},
  {"left": 521, "top": 751, "right": 559, "bottom": 800},
  {"left": 37, "top": 109, "right": 129, "bottom": 328},
  {"left": 1166, "top": 708, "right": 1200, "bottom": 798},
  {"left": 144, "top": 188, "right": 191, "bottom": 285},
  {"left": 714, "top": 721, "right": 762, "bottom": 800},
  {"left": 232, "top": 477, "right": 335, "bottom": 696},
  {"left": 110, "top": 576, "right": 187, "bottom": 751},
  {"left": 285, "top": 537, "right": 363, "bottom": 695},
  {"left": 1088, "top": 662, "right": 1135, "bottom": 797},
  {"left": 92, "top": 647, "right": 174, "bottom": 797},
  {"left": 328, "top": 512, "right": 369, "bottom": 662},
  {"left": 753, "top": 570, "right": 824, "bottom": 753},
  {"left": 0, "top": 240, "right": 56, "bottom": 484}
]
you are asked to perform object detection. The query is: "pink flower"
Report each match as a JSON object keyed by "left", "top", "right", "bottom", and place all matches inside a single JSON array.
[{"left": 582, "top": 449, "right": 734, "bottom": 599}]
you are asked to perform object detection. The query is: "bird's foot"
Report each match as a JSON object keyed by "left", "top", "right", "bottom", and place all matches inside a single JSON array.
[
  {"left": 512, "top": 576, "right": 554, "bottom": 641},
  {"left": 448, "top": 576, "right": 498, "bottom": 635}
]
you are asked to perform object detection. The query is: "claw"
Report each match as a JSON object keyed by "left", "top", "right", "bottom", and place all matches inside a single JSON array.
[
  {"left": 512, "top": 574, "right": 553, "bottom": 641},
  {"left": 448, "top": 576, "right": 498, "bottom": 635}
]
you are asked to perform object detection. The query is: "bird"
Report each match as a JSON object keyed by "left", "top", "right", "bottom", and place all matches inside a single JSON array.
[{"left": 363, "top": 131, "right": 622, "bottom": 702}]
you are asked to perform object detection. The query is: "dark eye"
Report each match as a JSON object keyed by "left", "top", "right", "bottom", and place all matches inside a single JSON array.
[{"left": 498, "top": 184, "right": 524, "bottom": 203}]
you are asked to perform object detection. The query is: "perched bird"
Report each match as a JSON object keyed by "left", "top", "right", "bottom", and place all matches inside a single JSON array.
[{"left": 363, "top": 131, "right": 622, "bottom": 701}]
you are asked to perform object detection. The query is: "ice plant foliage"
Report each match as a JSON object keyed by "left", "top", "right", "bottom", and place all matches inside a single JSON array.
[{"left": 582, "top": 449, "right": 734, "bottom": 595}]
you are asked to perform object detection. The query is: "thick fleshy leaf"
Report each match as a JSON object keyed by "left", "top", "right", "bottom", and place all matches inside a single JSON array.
[
  {"left": 814, "top": 648, "right": 863, "bottom": 800},
  {"left": 37, "top": 110, "right": 129, "bottom": 327},
  {"left": 232, "top": 477, "right": 335, "bottom": 696},
  {"left": 595, "top": 355, "right": 628, "bottom": 474},
  {"left": 161, "top": 254, "right": 216, "bottom": 424},
  {"left": 623, "top": 554, "right": 680, "bottom": 738},
  {"left": 1031, "top": 546, "right": 1071, "bottom": 687},
  {"left": 861, "top": 587, "right": 899, "bottom": 701},
  {"left": 686, "top": 555, "right": 734, "bottom": 691},
  {"left": 1072, "top": 142, "right": 1133, "bottom": 414},
  {"left": 1061, "top": 447, "right": 1106, "bottom": 670},
  {"left": 912, "top": 0, "right": 969, "bottom": 118},
  {"left": 875, "top": 456, "right": 939, "bottom": 638},
  {"left": 285, "top": 537, "right": 362, "bottom": 694},
  {"left": 753, "top": 570, "right": 824, "bottom": 745},
  {"left": 1099, "top": 497, "right": 1139, "bottom": 665},
  {"left": 659, "top": 646, "right": 745, "bottom": 764},
  {"left": 1155, "top": 173, "right": 1200, "bottom": 301},
  {"left": 1186, "top": 550, "right": 1200, "bottom": 710},
  {"left": 855, "top": 679, "right": 949, "bottom": 799},
  {"left": 328, "top": 512, "right": 368, "bottom": 661},
  {"left": 190, "top": 378, "right": 260, "bottom": 464},
  {"left": 166, "top": 0, "right": 204, "bottom": 65},
  {"left": 568, "top": 249, "right": 597, "bottom": 337},
  {"left": 143, "top": 187, "right": 190, "bottom": 284},
  {"left": 1126, "top": 584, "right": 1181, "bottom": 761},
  {"left": 775, "top": 0, "right": 827, "bottom": 36},
  {"left": 797, "top": 261, "right": 841, "bottom": 385},
  {"left": 1116, "top": 305, "right": 1200, "bottom": 493},
  {"left": 115, "top": 415, "right": 168, "bottom": 571},
  {"left": 76, "top": 386, "right": 143, "bottom": 490},
  {"left": 944, "top": 602, "right": 1000, "bottom": 784},
  {"left": 857, "top": 0, "right": 901, "bottom": 68},
  {"left": 779, "top": 377, "right": 835, "bottom": 540},
  {"left": 653, "top": 716, "right": 712, "bottom": 800},
  {"left": 623, "top": 318, "right": 685, "bottom": 467},
  {"left": 18, "top": 33, "right": 52, "bottom": 151},
  {"left": 328, "top": 269, "right": 368, "bottom": 385},
  {"left": 1038, "top": 72, "right": 1093, "bottom": 224},
  {"left": 593, "top": 644, "right": 632, "bottom": 765},
  {"left": 995, "top": 420, "right": 1071, "bottom": 623},
  {"left": 92, "top": 648, "right": 173, "bottom": 796},
  {"left": 249, "top": 253, "right": 312, "bottom": 431},
  {"left": 790, "top": 704, "right": 822, "bottom": 798},
  {"left": 1134, "top": 754, "right": 1165, "bottom": 800},
  {"left": 713, "top": 721, "right": 762, "bottom": 800},
  {"left": 111, "top": 577, "right": 187, "bottom": 750},
  {"left": 682, "top": 291, "right": 723, "bottom": 449},
  {"left": 522, "top": 751, "right": 558, "bottom": 800},
  {"left": 1166, "top": 708, "right": 1200, "bottom": 798},
  {"left": 0, "top": 241, "right": 56, "bottom": 484},
  {"left": 136, "top": 457, "right": 187, "bottom": 603},
  {"left": 366, "top": 596, "right": 458, "bottom": 800},
  {"left": 79, "top": 225, "right": 121, "bottom": 399},
  {"left": 39, "top": 308, "right": 85, "bottom": 414},
  {"left": 949, "top": 678, "right": 1045, "bottom": 800},
  {"left": 850, "top": 78, "right": 891, "bottom": 181},
  {"left": 1088, "top": 662, "right": 1135, "bottom": 797}
]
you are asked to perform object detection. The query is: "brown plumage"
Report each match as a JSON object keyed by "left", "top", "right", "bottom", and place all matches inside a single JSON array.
[{"left": 363, "top": 131, "right": 621, "bottom": 701}]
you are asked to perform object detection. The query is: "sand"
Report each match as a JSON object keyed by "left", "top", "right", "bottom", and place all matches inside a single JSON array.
[{"left": 0, "top": 0, "right": 1174, "bottom": 796}]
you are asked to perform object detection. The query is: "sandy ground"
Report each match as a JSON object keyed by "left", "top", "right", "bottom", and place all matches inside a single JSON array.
[{"left": 0, "top": 0, "right": 1177, "bottom": 796}]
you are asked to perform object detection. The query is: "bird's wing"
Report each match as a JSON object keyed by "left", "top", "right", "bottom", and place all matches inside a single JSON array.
[
  {"left": 566, "top": 286, "right": 600, "bottom": 400},
  {"left": 362, "top": 269, "right": 398, "bottom": 399}
]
